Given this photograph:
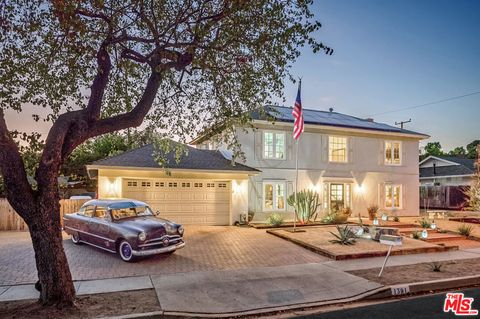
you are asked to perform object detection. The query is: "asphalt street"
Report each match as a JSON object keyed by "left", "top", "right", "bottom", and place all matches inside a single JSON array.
[{"left": 296, "top": 287, "right": 480, "bottom": 319}]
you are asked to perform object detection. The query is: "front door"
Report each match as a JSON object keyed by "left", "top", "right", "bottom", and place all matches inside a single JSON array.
[{"left": 330, "top": 183, "right": 345, "bottom": 212}]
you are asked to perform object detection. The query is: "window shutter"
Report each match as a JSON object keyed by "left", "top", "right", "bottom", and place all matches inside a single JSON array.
[
  {"left": 378, "top": 140, "right": 385, "bottom": 166},
  {"left": 321, "top": 135, "right": 328, "bottom": 162},
  {"left": 348, "top": 137, "right": 354, "bottom": 163},
  {"left": 254, "top": 130, "right": 263, "bottom": 160},
  {"left": 286, "top": 131, "right": 293, "bottom": 160},
  {"left": 401, "top": 142, "right": 406, "bottom": 166},
  {"left": 287, "top": 181, "right": 294, "bottom": 211},
  {"left": 401, "top": 184, "right": 406, "bottom": 209},
  {"left": 254, "top": 181, "right": 263, "bottom": 212},
  {"left": 378, "top": 183, "right": 385, "bottom": 207}
]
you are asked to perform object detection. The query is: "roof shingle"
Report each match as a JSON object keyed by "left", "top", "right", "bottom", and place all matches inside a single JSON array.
[{"left": 91, "top": 143, "right": 259, "bottom": 172}]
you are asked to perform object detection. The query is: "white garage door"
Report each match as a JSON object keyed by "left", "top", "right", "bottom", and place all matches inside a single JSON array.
[{"left": 122, "top": 179, "right": 231, "bottom": 225}]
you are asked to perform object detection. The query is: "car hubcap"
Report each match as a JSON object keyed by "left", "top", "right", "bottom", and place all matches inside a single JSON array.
[
  {"left": 72, "top": 234, "right": 79, "bottom": 242},
  {"left": 121, "top": 243, "right": 132, "bottom": 259}
]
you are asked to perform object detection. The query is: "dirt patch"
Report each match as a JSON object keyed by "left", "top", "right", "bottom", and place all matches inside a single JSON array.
[
  {"left": 348, "top": 258, "right": 480, "bottom": 286},
  {"left": 0, "top": 289, "right": 160, "bottom": 319}
]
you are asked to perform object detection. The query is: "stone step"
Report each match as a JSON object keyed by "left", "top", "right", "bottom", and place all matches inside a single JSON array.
[
  {"left": 360, "top": 221, "right": 416, "bottom": 228},
  {"left": 423, "top": 233, "right": 465, "bottom": 243}
]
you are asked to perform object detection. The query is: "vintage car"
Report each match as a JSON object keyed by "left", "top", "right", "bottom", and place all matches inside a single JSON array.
[{"left": 63, "top": 199, "right": 185, "bottom": 262}]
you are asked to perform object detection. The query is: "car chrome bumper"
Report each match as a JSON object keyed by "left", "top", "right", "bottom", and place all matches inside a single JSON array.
[{"left": 132, "top": 241, "right": 185, "bottom": 256}]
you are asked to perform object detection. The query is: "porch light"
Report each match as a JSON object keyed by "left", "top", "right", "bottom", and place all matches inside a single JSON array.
[
  {"left": 430, "top": 220, "right": 437, "bottom": 230},
  {"left": 232, "top": 180, "right": 245, "bottom": 194},
  {"left": 421, "top": 229, "right": 428, "bottom": 239},
  {"left": 381, "top": 213, "right": 388, "bottom": 221},
  {"left": 373, "top": 218, "right": 379, "bottom": 226},
  {"left": 355, "top": 184, "right": 365, "bottom": 194}
]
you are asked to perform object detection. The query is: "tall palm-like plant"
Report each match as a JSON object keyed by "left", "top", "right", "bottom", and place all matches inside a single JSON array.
[{"left": 287, "top": 189, "right": 321, "bottom": 224}]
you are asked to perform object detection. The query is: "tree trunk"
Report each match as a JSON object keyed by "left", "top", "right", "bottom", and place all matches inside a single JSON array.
[{"left": 27, "top": 193, "right": 75, "bottom": 307}]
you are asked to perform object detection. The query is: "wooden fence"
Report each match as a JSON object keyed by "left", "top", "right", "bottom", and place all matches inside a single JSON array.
[
  {"left": 0, "top": 199, "right": 88, "bottom": 231},
  {"left": 420, "top": 185, "right": 470, "bottom": 210}
]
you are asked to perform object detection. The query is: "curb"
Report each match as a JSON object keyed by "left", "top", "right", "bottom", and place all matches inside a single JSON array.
[
  {"left": 365, "top": 274, "right": 480, "bottom": 300},
  {"left": 100, "top": 275, "right": 480, "bottom": 319}
]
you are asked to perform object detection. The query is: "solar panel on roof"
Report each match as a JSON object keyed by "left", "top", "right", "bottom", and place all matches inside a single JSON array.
[{"left": 261, "top": 106, "right": 405, "bottom": 133}]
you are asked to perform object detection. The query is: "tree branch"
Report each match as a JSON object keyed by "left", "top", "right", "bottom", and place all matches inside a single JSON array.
[
  {"left": 86, "top": 44, "right": 112, "bottom": 121},
  {"left": 89, "top": 71, "right": 162, "bottom": 137},
  {"left": 0, "top": 109, "right": 35, "bottom": 221}
]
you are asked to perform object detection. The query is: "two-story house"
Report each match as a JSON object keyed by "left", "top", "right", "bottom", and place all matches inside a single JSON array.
[{"left": 87, "top": 106, "right": 428, "bottom": 225}]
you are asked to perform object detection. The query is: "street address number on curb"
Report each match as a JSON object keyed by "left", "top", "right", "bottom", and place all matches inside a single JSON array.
[{"left": 391, "top": 285, "right": 410, "bottom": 296}]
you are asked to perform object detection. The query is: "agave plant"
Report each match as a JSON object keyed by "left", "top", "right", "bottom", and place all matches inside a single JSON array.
[
  {"left": 417, "top": 218, "right": 431, "bottom": 228},
  {"left": 287, "top": 189, "right": 321, "bottom": 224},
  {"left": 457, "top": 223, "right": 474, "bottom": 237},
  {"left": 329, "top": 225, "right": 357, "bottom": 245}
]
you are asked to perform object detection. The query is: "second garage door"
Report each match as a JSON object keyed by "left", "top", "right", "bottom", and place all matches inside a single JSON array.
[{"left": 122, "top": 179, "right": 231, "bottom": 225}]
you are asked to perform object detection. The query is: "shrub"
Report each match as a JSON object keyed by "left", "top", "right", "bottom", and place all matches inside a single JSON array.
[
  {"left": 393, "top": 216, "right": 400, "bottom": 222},
  {"left": 287, "top": 189, "right": 321, "bottom": 224},
  {"left": 267, "top": 213, "right": 284, "bottom": 227},
  {"left": 411, "top": 230, "right": 421, "bottom": 239},
  {"left": 329, "top": 225, "right": 357, "bottom": 245},
  {"left": 417, "top": 218, "right": 431, "bottom": 228},
  {"left": 430, "top": 261, "right": 444, "bottom": 272},
  {"left": 457, "top": 224, "right": 474, "bottom": 237},
  {"left": 322, "top": 207, "right": 352, "bottom": 224},
  {"left": 367, "top": 205, "right": 378, "bottom": 220}
]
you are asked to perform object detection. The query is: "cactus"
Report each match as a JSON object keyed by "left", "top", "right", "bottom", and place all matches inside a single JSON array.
[{"left": 287, "top": 189, "right": 321, "bottom": 224}]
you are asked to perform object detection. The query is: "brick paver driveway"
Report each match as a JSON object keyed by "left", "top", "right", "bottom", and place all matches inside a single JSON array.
[{"left": 0, "top": 226, "right": 327, "bottom": 286}]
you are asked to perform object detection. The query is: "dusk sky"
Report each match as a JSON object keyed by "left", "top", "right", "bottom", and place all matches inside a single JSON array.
[
  {"left": 6, "top": 0, "right": 480, "bottom": 151},
  {"left": 283, "top": 0, "right": 480, "bottom": 151}
]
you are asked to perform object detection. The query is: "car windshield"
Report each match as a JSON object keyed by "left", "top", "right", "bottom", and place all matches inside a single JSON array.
[{"left": 110, "top": 206, "right": 154, "bottom": 220}]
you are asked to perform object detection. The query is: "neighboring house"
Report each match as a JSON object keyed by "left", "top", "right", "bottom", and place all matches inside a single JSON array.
[
  {"left": 194, "top": 106, "right": 428, "bottom": 222},
  {"left": 419, "top": 156, "right": 476, "bottom": 186},
  {"left": 419, "top": 155, "right": 476, "bottom": 210},
  {"left": 87, "top": 106, "right": 428, "bottom": 225}
]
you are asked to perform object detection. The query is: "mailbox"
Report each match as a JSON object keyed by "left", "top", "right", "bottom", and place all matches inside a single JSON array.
[{"left": 379, "top": 235, "right": 403, "bottom": 246}]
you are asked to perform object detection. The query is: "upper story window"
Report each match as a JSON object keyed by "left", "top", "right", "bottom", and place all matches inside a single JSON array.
[
  {"left": 263, "top": 181, "right": 286, "bottom": 211},
  {"left": 328, "top": 136, "right": 348, "bottom": 163},
  {"left": 263, "top": 131, "right": 285, "bottom": 160},
  {"left": 385, "top": 184, "right": 402, "bottom": 209},
  {"left": 385, "top": 141, "right": 401, "bottom": 165}
]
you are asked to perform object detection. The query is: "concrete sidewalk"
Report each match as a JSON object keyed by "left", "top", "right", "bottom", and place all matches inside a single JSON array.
[{"left": 0, "top": 276, "right": 153, "bottom": 302}]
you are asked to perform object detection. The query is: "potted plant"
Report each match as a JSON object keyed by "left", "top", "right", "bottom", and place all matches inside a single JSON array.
[{"left": 367, "top": 204, "right": 378, "bottom": 221}]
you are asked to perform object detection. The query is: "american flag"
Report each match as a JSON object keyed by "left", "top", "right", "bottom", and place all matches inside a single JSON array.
[{"left": 292, "top": 81, "right": 304, "bottom": 140}]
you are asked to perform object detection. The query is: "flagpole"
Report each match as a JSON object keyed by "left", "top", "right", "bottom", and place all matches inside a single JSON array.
[{"left": 294, "top": 137, "right": 299, "bottom": 232}]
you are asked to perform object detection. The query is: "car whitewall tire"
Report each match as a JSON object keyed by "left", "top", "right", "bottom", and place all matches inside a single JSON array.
[
  {"left": 71, "top": 233, "right": 81, "bottom": 245},
  {"left": 119, "top": 240, "right": 135, "bottom": 262}
]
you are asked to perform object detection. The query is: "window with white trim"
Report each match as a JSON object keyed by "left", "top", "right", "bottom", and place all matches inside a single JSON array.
[
  {"left": 385, "top": 184, "right": 402, "bottom": 209},
  {"left": 328, "top": 136, "right": 348, "bottom": 163},
  {"left": 263, "top": 181, "right": 286, "bottom": 211},
  {"left": 263, "top": 131, "right": 285, "bottom": 159},
  {"left": 385, "top": 141, "right": 401, "bottom": 165}
]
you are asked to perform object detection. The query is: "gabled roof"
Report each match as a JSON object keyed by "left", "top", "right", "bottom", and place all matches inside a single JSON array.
[
  {"left": 253, "top": 105, "right": 428, "bottom": 137},
  {"left": 419, "top": 155, "right": 477, "bottom": 178},
  {"left": 191, "top": 105, "right": 429, "bottom": 144},
  {"left": 88, "top": 143, "right": 259, "bottom": 174}
]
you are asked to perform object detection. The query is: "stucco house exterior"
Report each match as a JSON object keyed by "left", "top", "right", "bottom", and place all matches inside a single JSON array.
[{"left": 87, "top": 106, "right": 428, "bottom": 225}]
